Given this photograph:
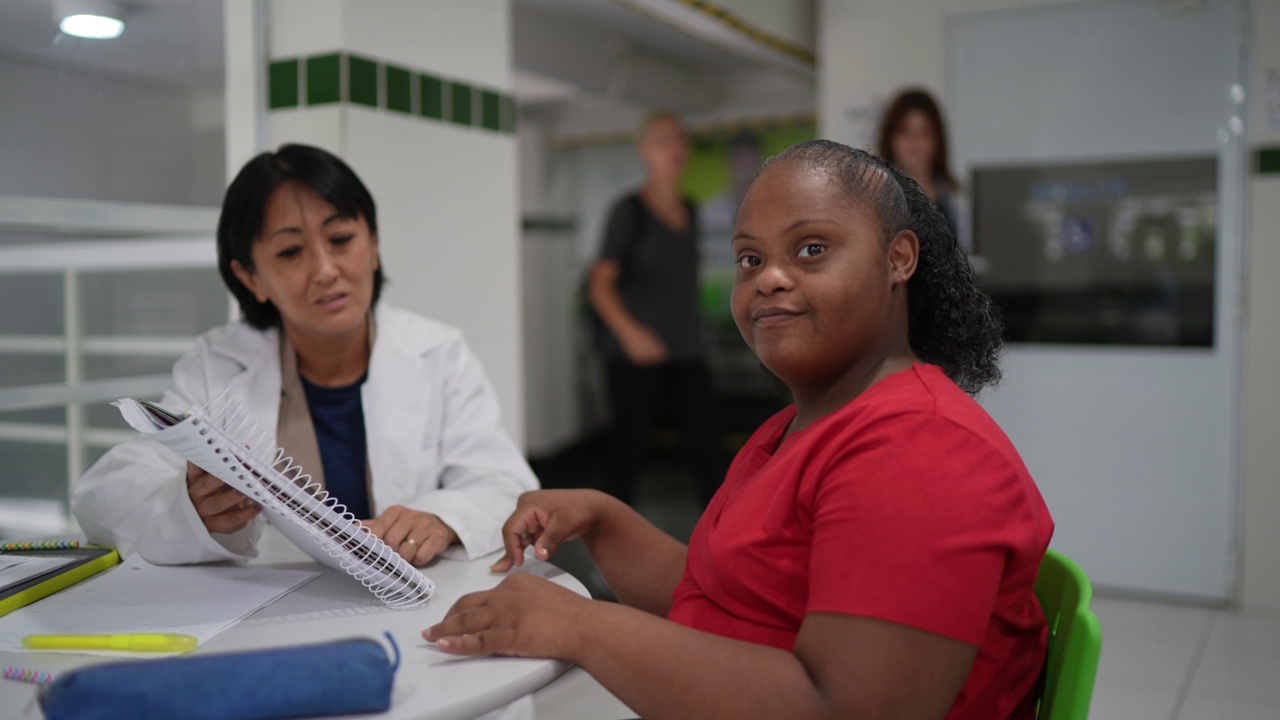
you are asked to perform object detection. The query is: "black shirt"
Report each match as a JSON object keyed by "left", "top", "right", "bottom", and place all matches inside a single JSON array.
[{"left": 597, "top": 193, "right": 704, "bottom": 361}]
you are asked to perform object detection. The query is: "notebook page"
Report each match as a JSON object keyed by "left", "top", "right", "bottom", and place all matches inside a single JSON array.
[
  {"left": 0, "top": 555, "right": 77, "bottom": 591},
  {"left": 112, "top": 397, "right": 434, "bottom": 609},
  {"left": 116, "top": 399, "right": 347, "bottom": 570},
  {"left": 0, "top": 555, "right": 318, "bottom": 654}
]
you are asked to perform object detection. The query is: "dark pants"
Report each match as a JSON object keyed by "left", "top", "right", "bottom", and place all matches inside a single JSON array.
[{"left": 603, "top": 360, "right": 726, "bottom": 507}]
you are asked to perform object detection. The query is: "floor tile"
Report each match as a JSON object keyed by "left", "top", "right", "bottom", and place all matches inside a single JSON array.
[
  {"left": 1092, "top": 596, "right": 1215, "bottom": 647},
  {"left": 1188, "top": 642, "right": 1280, "bottom": 700},
  {"left": 1203, "top": 611, "right": 1280, "bottom": 656},
  {"left": 1177, "top": 691, "right": 1280, "bottom": 720},
  {"left": 1091, "top": 595, "right": 1214, "bottom": 684},
  {"left": 1088, "top": 675, "right": 1181, "bottom": 720}
]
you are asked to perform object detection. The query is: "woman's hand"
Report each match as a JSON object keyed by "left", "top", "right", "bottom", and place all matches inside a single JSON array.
[
  {"left": 423, "top": 572, "right": 593, "bottom": 659},
  {"left": 185, "top": 462, "right": 260, "bottom": 534},
  {"left": 489, "top": 489, "right": 609, "bottom": 573},
  {"left": 618, "top": 324, "right": 669, "bottom": 366},
  {"left": 362, "top": 505, "right": 458, "bottom": 565}
]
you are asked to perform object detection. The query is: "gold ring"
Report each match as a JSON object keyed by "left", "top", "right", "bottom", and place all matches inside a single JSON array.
[{"left": 406, "top": 538, "right": 419, "bottom": 547}]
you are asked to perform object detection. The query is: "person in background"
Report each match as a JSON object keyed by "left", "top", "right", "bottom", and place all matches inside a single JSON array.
[
  {"left": 73, "top": 144, "right": 537, "bottom": 566},
  {"left": 701, "top": 130, "right": 764, "bottom": 234},
  {"left": 587, "top": 110, "right": 725, "bottom": 507},
  {"left": 424, "top": 141, "right": 1053, "bottom": 720},
  {"left": 878, "top": 88, "right": 962, "bottom": 241}
]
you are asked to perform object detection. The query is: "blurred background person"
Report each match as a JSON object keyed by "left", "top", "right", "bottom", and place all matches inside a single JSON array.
[
  {"left": 586, "top": 110, "right": 725, "bottom": 508},
  {"left": 877, "top": 88, "right": 961, "bottom": 241},
  {"left": 701, "top": 130, "right": 764, "bottom": 234}
]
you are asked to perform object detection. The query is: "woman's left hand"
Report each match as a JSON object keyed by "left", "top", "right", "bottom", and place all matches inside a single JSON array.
[
  {"left": 362, "top": 505, "right": 459, "bottom": 565},
  {"left": 423, "top": 572, "right": 591, "bottom": 659}
]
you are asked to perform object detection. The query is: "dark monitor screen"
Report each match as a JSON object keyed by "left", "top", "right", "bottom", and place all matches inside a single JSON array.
[{"left": 972, "top": 156, "right": 1216, "bottom": 347}]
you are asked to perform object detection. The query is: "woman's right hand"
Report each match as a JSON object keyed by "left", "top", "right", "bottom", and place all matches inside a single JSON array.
[
  {"left": 490, "top": 489, "right": 611, "bottom": 572},
  {"left": 618, "top": 324, "right": 669, "bottom": 366},
  {"left": 185, "top": 462, "right": 261, "bottom": 534}
]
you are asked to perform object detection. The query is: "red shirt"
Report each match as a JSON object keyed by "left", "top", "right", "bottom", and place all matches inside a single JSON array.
[{"left": 668, "top": 364, "right": 1053, "bottom": 720}]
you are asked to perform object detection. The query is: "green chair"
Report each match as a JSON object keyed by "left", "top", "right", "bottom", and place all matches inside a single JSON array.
[{"left": 1033, "top": 549, "right": 1102, "bottom": 720}]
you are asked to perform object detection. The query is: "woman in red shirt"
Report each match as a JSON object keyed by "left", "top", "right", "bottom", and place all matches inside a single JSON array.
[{"left": 424, "top": 140, "right": 1053, "bottom": 720}]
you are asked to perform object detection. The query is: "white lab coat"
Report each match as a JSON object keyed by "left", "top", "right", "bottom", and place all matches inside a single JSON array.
[{"left": 71, "top": 304, "right": 538, "bottom": 565}]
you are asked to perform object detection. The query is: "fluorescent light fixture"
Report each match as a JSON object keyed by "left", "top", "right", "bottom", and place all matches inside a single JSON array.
[
  {"left": 54, "top": 0, "right": 125, "bottom": 39},
  {"left": 59, "top": 14, "right": 124, "bottom": 39}
]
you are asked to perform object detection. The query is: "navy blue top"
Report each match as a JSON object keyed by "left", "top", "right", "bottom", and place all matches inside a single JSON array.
[{"left": 301, "top": 373, "right": 371, "bottom": 520}]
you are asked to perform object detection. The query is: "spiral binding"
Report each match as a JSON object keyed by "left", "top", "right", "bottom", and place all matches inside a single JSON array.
[{"left": 191, "top": 392, "right": 433, "bottom": 610}]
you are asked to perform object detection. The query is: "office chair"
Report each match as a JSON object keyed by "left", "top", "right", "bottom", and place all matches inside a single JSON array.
[{"left": 1033, "top": 549, "right": 1102, "bottom": 720}]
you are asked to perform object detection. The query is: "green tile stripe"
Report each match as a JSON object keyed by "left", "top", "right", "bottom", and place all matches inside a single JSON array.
[
  {"left": 450, "top": 82, "right": 473, "bottom": 126},
  {"left": 348, "top": 55, "right": 378, "bottom": 108},
  {"left": 420, "top": 74, "right": 444, "bottom": 119},
  {"left": 1259, "top": 147, "right": 1280, "bottom": 176},
  {"left": 481, "top": 89, "right": 501, "bottom": 132},
  {"left": 306, "top": 53, "right": 341, "bottom": 106},
  {"left": 268, "top": 59, "right": 299, "bottom": 109},
  {"left": 501, "top": 95, "right": 516, "bottom": 134},
  {"left": 385, "top": 64, "right": 411, "bottom": 114},
  {"left": 266, "top": 52, "right": 515, "bottom": 134}
]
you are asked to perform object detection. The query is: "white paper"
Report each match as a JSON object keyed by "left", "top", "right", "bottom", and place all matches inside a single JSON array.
[
  {"left": 0, "top": 555, "right": 77, "bottom": 590},
  {"left": 0, "top": 555, "right": 318, "bottom": 654}
]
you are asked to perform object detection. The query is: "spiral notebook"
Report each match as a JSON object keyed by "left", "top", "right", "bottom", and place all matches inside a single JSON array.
[{"left": 113, "top": 394, "right": 434, "bottom": 610}]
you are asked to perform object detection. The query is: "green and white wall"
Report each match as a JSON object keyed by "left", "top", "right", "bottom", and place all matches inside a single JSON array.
[{"left": 228, "top": 0, "right": 525, "bottom": 446}]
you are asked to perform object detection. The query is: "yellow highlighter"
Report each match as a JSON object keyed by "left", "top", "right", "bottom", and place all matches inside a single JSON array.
[{"left": 22, "top": 633, "right": 198, "bottom": 653}]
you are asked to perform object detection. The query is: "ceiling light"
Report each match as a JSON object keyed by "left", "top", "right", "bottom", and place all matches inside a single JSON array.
[
  {"left": 59, "top": 15, "right": 124, "bottom": 39},
  {"left": 54, "top": 0, "right": 125, "bottom": 40}
]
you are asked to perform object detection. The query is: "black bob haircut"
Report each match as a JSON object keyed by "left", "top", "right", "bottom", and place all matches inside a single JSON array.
[
  {"left": 758, "top": 139, "right": 1003, "bottom": 394},
  {"left": 216, "top": 143, "right": 385, "bottom": 330}
]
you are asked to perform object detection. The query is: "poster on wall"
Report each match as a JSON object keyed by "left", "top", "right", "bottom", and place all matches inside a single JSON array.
[
  {"left": 972, "top": 156, "right": 1217, "bottom": 347},
  {"left": 679, "top": 122, "right": 816, "bottom": 399}
]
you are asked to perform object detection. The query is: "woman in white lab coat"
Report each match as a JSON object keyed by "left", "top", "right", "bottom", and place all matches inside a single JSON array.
[{"left": 72, "top": 144, "right": 537, "bottom": 566}]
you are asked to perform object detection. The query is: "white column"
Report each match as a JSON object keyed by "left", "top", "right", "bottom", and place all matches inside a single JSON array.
[
  {"left": 243, "top": 0, "right": 525, "bottom": 446},
  {"left": 1242, "top": 0, "right": 1280, "bottom": 613}
]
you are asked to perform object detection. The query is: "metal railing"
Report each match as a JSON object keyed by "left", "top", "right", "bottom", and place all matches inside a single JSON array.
[{"left": 0, "top": 195, "right": 224, "bottom": 533}]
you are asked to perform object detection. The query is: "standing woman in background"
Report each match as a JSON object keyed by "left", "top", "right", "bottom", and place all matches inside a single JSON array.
[
  {"left": 587, "top": 110, "right": 724, "bottom": 507},
  {"left": 878, "top": 88, "right": 962, "bottom": 241}
]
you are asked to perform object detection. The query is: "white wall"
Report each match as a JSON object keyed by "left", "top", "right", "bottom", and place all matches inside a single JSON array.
[
  {"left": 818, "top": 0, "right": 1083, "bottom": 149},
  {"left": 260, "top": 0, "right": 526, "bottom": 447},
  {"left": 0, "top": 56, "right": 223, "bottom": 206},
  {"left": 1242, "top": 0, "right": 1280, "bottom": 612},
  {"left": 818, "top": 0, "right": 1274, "bottom": 605}
]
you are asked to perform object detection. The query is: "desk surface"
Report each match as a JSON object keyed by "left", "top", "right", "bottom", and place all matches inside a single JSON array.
[{"left": 0, "top": 528, "right": 586, "bottom": 720}]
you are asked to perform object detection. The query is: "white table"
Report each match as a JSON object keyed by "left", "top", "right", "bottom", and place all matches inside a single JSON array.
[{"left": 0, "top": 527, "right": 588, "bottom": 720}]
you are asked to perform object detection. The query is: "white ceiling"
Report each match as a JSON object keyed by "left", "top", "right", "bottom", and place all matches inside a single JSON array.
[
  {"left": 510, "top": 0, "right": 813, "bottom": 137},
  {"left": 514, "top": 0, "right": 748, "bottom": 73},
  {"left": 0, "top": 0, "right": 223, "bottom": 87},
  {"left": 0, "top": 0, "right": 812, "bottom": 127}
]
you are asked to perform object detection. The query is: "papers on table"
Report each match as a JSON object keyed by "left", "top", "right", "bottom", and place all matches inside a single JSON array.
[
  {"left": 0, "top": 555, "right": 319, "bottom": 654},
  {"left": 0, "top": 555, "right": 78, "bottom": 592}
]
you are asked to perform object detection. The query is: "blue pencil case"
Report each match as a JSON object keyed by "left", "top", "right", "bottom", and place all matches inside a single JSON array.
[{"left": 40, "top": 635, "right": 399, "bottom": 720}]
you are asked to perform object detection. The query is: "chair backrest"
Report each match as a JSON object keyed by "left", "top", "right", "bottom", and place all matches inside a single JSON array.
[{"left": 1033, "top": 549, "right": 1102, "bottom": 720}]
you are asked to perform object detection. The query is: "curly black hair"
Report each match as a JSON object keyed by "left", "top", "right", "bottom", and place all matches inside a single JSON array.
[{"left": 760, "top": 139, "right": 1003, "bottom": 394}]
